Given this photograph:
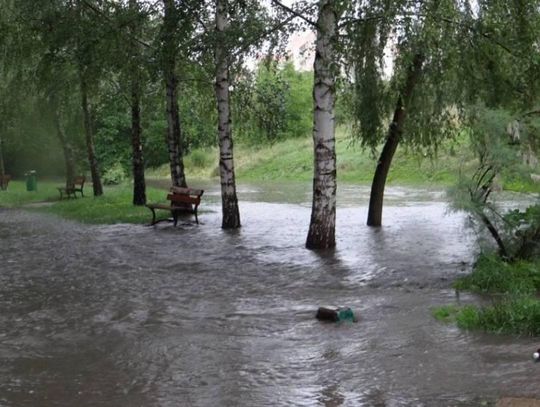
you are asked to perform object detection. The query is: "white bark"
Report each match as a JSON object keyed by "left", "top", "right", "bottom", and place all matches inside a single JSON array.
[
  {"left": 163, "top": 0, "right": 186, "bottom": 188},
  {"left": 215, "top": 0, "right": 240, "bottom": 228},
  {"left": 306, "top": 0, "right": 339, "bottom": 249}
]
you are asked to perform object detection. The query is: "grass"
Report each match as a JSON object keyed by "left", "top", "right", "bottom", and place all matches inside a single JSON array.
[
  {"left": 457, "top": 298, "right": 540, "bottom": 336},
  {"left": 434, "top": 254, "right": 540, "bottom": 336},
  {"left": 147, "top": 128, "right": 539, "bottom": 192},
  {"left": 431, "top": 305, "right": 461, "bottom": 323},
  {"left": 453, "top": 254, "right": 540, "bottom": 296},
  {"left": 0, "top": 180, "right": 61, "bottom": 208},
  {"left": 37, "top": 184, "right": 166, "bottom": 224},
  {"left": 147, "top": 128, "right": 483, "bottom": 187},
  {"left": 0, "top": 180, "right": 167, "bottom": 225}
]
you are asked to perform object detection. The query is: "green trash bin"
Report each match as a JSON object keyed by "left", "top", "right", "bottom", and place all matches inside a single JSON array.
[{"left": 25, "top": 170, "right": 37, "bottom": 192}]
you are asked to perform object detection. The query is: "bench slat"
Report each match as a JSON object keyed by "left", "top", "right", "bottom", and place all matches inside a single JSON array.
[
  {"left": 170, "top": 186, "right": 204, "bottom": 197},
  {"left": 167, "top": 194, "right": 200, "bottom": 205}
]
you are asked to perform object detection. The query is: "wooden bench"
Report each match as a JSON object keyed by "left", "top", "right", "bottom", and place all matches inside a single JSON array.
[
  {"left": 146, "top": 186, "right": 204, "bottom": 226},
  {"left": 0, "top": 174, "right": 10, "bottom": 191},
  {"left": 57, "top": 175, "right": 86, "bottom": 199}
]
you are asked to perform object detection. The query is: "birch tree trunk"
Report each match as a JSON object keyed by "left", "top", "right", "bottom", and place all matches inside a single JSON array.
[
  {"left": 366, "top": 53, "right": 423, "bottom": 226},
  {"left": 129, "top": 0, "right": 146, "bottom": 206},
  {"left": 214, "top": 0, "right": 241, "bottom": 229},
  {"left": 306, "top": 0, "right": 339, "bottom": 250},
  {"left": 80, "top": 73, "right": 103, "bottom": 196},
  {"left": 162, "top": 0, "right": 187, "bottom": 188}
]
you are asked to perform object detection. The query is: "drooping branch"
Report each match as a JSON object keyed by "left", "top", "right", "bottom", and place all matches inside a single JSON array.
[{"left": 269, "top": 0, "right": 318, "bottom": 28}]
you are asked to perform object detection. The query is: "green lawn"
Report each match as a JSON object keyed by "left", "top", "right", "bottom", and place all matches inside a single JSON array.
[
  {"left": 0, "top": 180, "right": 61, "bottom": 208},
  {"left": 0, "top": 180, "right": 167, "bottom": 225},
  {"left": 148, "top": 128, "right": 539, "bottom": 191}
]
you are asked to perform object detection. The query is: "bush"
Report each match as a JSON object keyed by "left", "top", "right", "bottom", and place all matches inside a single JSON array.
[
  {"left": 453, "top": 254, "right": 540, "bottom": 295},
  {"left": 455, "top": 298, "right": 540, "bottom": 336},
  {"left": 188, "top": 149, "right": 212, "bottom": 168},
  {"left": 102, "top": 162, "right": 127, "bottom": 185}
]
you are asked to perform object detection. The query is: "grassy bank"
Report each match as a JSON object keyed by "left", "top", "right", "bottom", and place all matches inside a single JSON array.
[
  {"left": 148, "top": 129, "right": 473, "bottom": 185},
  {"left": 0, "top": 181, "right": 166, "bottom": 225},
  {"left": 433, "top": 254, "right": 540, "bottom": 336},
  {"left": 148, "top": 128, "right": 539, "bottom": 192}
]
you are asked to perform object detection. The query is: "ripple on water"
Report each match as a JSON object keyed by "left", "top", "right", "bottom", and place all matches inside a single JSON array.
[{"left": 0, "top": 189, "right": 538, "bottom": 406}]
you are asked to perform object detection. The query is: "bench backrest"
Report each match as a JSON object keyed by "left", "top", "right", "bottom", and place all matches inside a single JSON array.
[
  {"left": 167, "top": 193, "right": 201, "bottom": 205},
  {"left": 74, "top": 176, "right": 85, "bottom": 187},
  {"left": 170, "top": 186, "right": 204, "bottom": 197}
]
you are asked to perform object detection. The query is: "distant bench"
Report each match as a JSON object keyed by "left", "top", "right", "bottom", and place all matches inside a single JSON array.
[
  {"left": 0, "top": 174, "right": 11, "bottom": 191},
  {"left": 146, "top": 186, "right": 204, "bottom": 226},
  {"left": 57, "top": 176, "right": 86, "bottom": 199}
]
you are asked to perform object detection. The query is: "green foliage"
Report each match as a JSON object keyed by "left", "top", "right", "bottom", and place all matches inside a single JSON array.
[
  {"left": 456, "top": 299, "right": 540, "bottom": 336},
  {"left": 438, "top": 252, "right": 540, "bottom": 336},
  {"left": 187, "top": 149, "right": 212, "bottom": 168},
  {"left": 102, "top": 162, "right": 128, "bottom": 185},
  {"left": 95, "top": 100, "right": 131, "bottom": 174},
  {"left": 454, "top": 254, "right": 540, "bottom": 295},
  {"left": 448, "top": 106, "right": 538, "bottom": 258},
  {"left": 36, "top": 183, "right": 165, "bottom": 224},
  {"left": 0, "top": 180, "right": 61, "bottom": 208},
  {"left": 431, "top": 305, "right": 460, "bottom": 323},
  {"left": 234, "top": 61, "right": 312, "bottom": 144}
]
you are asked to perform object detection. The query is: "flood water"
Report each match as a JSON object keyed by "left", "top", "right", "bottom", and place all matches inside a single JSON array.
[{"left": 1, "top": 182, "right": 539, "bottom": 406}]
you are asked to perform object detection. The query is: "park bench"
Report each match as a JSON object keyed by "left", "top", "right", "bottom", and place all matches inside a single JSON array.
[
  {"left": 146, "top": 186, "right": 204, "bottom": 226},
  {"left": 57, "top": 175, "right": 86, "bottom": 199},
  {"left": 0, "top": 174, "right": 11, "bottom": 191}
]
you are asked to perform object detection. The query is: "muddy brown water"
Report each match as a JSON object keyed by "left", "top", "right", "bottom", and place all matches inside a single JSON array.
[{"left": 0, "top": 182, "right": 538, "bottom": 406}]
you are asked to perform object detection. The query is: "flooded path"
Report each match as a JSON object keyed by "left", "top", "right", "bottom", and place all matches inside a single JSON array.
[{"left": 1, "top": 183, "right": 538, "bottom": 406}]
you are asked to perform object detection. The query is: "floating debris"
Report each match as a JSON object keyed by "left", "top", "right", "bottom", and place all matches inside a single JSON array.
[{"left": 316, "top": 307, "right": 357, "bottom": 323}]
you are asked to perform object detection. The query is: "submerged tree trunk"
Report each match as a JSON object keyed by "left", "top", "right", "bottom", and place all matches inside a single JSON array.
[
  {"left": 162, "top": 0, "right": 186, "bottom": 188},
  {"left": 52, "top": 106, "right": 76, "bottom": 187},
  {"left": 480, "top": 212, "right": 510, "bottom": 259},
  {"left": 80, "top": 74, "right": 103, "bottom": 196},
  {"left": 306, "top": 0, "right": 339, "bottom": 250},
  {"left": 214, "top": 0, "right": 241, "bottom": 229},
  {"left": 129, "top": 0, "right": 146, "bottom": 206},
  {"left": 366, "top": 53, "right": 423, "bottom": 227}
]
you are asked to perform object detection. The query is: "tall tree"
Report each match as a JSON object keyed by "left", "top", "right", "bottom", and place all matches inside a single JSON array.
[
  {"left": 214, "top": 0, "right": 241, "bottom": 228},
  {"left": 127, "top": 0, "right": 147, "bottom": 205},
  {"left": 161, "top": 0, "right": 187, "bottom": 188},
  {"left": 73, "top": 0, "right": 104, "bottom": 196},
  {"left": 345, "top": 0, "right": 466, "bottom": 226},
  {"left": 306, "top": 0, "right": 341, "bottom": 249},
  {"left": 366, "top": 53, "right": 423, "bottom": 226}
]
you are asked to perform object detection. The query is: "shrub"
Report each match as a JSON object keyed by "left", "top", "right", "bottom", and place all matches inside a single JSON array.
[
  {"left": 188, "top": 149, "right": 212, "bottom": 168},
  {"left": 102, "top": 162, "right": 127, "bottom": 185},
  {"left": 453, "top": 254, "right": 540, "bottom": 295},
  {"left": 455, "top": 298, "right": 540, "bottom": 336}
]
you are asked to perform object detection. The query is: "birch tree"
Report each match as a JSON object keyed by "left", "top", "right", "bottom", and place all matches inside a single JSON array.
[
  {"left": 74, "top": 0, "right": 104, "bottom": 196},
  {"left": 161, "top": 0, "right": 187, "bottom": 188},
  {"left": 214, "top": 0, "right": 241, "bottom": 228},
  {"left": 306, "top": 0, "right": 341, "bottom": 249}
]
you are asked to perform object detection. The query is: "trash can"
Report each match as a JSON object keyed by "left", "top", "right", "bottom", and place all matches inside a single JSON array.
[{"left": 25, "top": 170, "right": 37, "bottom": 192}]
